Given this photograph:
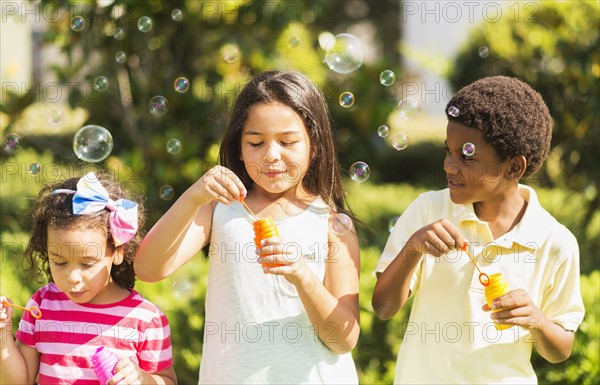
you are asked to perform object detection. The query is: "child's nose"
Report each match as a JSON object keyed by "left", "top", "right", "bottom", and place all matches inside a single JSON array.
[
  {"left": 263, "top": 142, "right": 281, "bottom": 163},
  {"left": 444, "top": 158, "right": 460, "bottom": 175},
  {"left": 66, "top": 269, "right": 83, "bottom": 284}
]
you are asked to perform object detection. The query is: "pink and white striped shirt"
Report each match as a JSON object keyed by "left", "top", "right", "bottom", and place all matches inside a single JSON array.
[{"left": 16, "top": 283, "right": 173, "bottom": 385}]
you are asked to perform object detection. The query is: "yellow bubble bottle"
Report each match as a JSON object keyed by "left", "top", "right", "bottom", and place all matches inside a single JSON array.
[
  {"left": 485, "top": 273, "right": 513, "bottom": 330},
  {"left": 253, "top": 217, "right": 284, "bottom": 269}
]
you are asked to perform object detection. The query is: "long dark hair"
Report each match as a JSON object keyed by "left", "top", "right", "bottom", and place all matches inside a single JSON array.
[
  {"left": 23, "top": 171, "right": 145, "bottom": 289},
  {"left": 219, "top": 70, "right": 348, "bottom": 212}
]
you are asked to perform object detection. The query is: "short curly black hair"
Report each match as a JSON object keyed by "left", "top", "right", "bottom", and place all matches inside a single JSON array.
[
  {"left": 23, "top": 171, "right": 146, "bottom": 289},
  {"left": 445, "top": 76, "right": 552, "bottom": 178}
]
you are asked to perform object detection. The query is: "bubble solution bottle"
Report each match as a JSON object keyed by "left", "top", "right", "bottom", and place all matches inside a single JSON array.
[
  {"left": 253, "top": 217, "right": 284, "bottom": 270},
  {"left": 485, "top": 273, "right": 513, "bottom": 330},
  {"left": 91, "top": 346, "right": 119, "bottom": 385}
]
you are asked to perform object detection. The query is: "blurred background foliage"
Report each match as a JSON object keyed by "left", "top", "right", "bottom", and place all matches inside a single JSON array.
[{"left": 1, "top": 0, "right": 598, "bottom": 384}]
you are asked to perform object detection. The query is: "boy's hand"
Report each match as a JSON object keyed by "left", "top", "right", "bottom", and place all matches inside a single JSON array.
[
  {"left": 482, "top": 289, "right": 548, "bottom": 331},
  {"left": 0, "top": 296, "right": 14, "bottom": 329},
  {"left": 193, "top": 165, "right": 247, "bottom": 206},
  {"left": 407, "top": 219, "right": 466, "bottom": 258}
]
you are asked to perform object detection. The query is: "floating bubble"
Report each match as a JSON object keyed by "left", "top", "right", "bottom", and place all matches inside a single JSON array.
[
  {"left": 462, "top": 142, "right": 476, "bottom": 157},
  {"left": 173, "top": 77, "right": 190, "bottom": 93},
  {"left": 113, "top": 27, "right": 125, "bottom": 40},
  {"left": 324, "top": 33, "right": 365, "bottom": 74},
  {"left": 70, "top": 16, "right": 85, "bottom": 31},
  {"left": 388, "top": 216, "right": 400, "bottom": 232},
  {"left": 452, "top": 205, "right": 467, "bottom": 219},
  {"left": 478, "top": 46, "right": 490, "bottom": 58},
  {"left": 48, "top": 108, "right": 63, "bottom": 126},
  {"left": 398, "top": 98, "right": 421, "bottom": 120},
  {"left": 448, "top": 105, "right": 460, "bottom": 117},
  {"left": 288, "top": 36, "right": 300, "bottom": 48},
  {"left": 339, "top": 92, "right": 355, "bottom": 108},
  {"left": 159, "top": 185, "right": 175, "bottom": 200},
  {"left": 115, "top": 51, "right": 127, "bottom": 64},
  {"left": 222, "top": 44, "right": 240, "bottom": 63},
  {"left": 166, "top": 138, "right": 182, "bottom": 154},
  {"left": 380, "top": 70, "right": 395, "bottom": 86},
  {"left": 349, "top": 161, "right": 370, "bottom": 183},
  {"left": 93, "top": 76, "right": 109, "bottom": 92},
  {"left": 148, "top": 96, "right": 169, "bottom": 116},
  {"left": 171, "top": 279, "right": 192, "bottom": 298},
  {"left": 73, "top": 125, "right": 113, "bottom": 162},
  {"left": 137, "top": 16, "right": 153, "bottom": 32},
  {"left": 377, "top": 125, "right": 389, "bottom": 138},
  {"left": 171, "top": 9, "right": 183, "bottom": 21},
  {"left": 330, "top": 213, "right": 352, "bottom": 235},
  {"left": 28, "top": 162, "right": 41, "bottom": 175},
  {"left": 391, "top": 131, "right": 409, "bottom": 151},
  {"left": 2, "top": 133, "right": 22, "bottom": 153}
]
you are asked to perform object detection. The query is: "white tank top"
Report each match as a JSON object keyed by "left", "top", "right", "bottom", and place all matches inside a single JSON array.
[{"left": 198, "top": 199, "right": 358, "bottom": 384}]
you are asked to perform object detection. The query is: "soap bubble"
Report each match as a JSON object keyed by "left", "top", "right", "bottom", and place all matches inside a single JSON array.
[
  {"left": 330, "top": 213, "right": 352, "bottom": 235},
  {"left": 2, "top": 133, "right": 22, "bottom": 153},
  {"left": 148, "top": 96, "right": 169, "bottom": 116},
  {"left": 159, "top": 185, "right": 175, "bottom": 200},
  {"left": 173, "top": 77, "right": 190, "bottom": 93},
  {"left": 137, "top": 16, "right": 153, "bottom": 32},
  {"left": 115, "top": 51, "right": 127, "bottom": 64},
  {"left": 28, "top": 162, "right": 41, "bottom": 175},
  {"left": 388, "top": 216, "right": 400, "bottom": 232},
  {"left": 452, "top": 205, "right": 467, "bottom": 219},
  {"left": 222, "top": 44, "right": 240, "bottom": 63},
  {"left": 171, "top": 9, "right": 183, "bottom": 21},
  {"left": 73, "top": 125, "right": 113, "bottom": 162},
  {"left": 349, "top": 161, "right": 370, "bottom": 183},
  {"left": 478, "top": 46, "right": 490, "bottom": 58},
  {"left": 113, "top": 28, "right": 125, "bottom": 40},
  {"left": 324, "top": 33, "right": 365, "bottom": 74},
  {"left": 398, "top": 98, "right": 421, "bottom": 120},
  {"left": 462, "top": 142, "right": 476, "bottom": 157},
  {"left": 448, "top": 106, "right": 460, "bottom": 117},
  {"left": 48, "top": 108, "right": 63, "bottom": 126},
  {"left": 70, "top": 16, "right": 85, "bottom": 31},
  {"left": 391, "top": 131, "right": 409, "bottom": 151},
  {"left": 171, "top": 279, "right": 192, "bottom": 298},
  {"left": 377, "top": 125, "right": 389, "bottom": 138},
  {"left": 288, "top": 36, "right": 300, "bottom": 48},
  {"left": 339, "top": 92, "right": 355, "bottom": 108},
  {"left": 166, "top": 139, "right": 182, "bottom": 154},
  {"left": 380, "top": 70, "right": 395, "bottom": 86},
  {"left": 93, "top": 76, "right": 109, "bottom": 92}
]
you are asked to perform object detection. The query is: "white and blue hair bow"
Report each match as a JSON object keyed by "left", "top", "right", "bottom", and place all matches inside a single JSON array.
[{"left": 53, "top": 172, "right": 138, "bottom": 246}]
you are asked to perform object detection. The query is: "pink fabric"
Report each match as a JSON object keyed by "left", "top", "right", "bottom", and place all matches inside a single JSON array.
[{"left": 16, "top": 283, "right": 173, "bottom": 385}]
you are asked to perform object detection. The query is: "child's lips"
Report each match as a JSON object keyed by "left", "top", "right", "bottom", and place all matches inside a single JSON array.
[{"left": 447, "top": 180, "right": 463, "bottom": 189}]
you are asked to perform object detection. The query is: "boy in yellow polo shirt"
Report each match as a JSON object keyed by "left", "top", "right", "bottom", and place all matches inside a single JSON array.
[{"left": 372, "top": 76, "right": 584, "bottom": 384}]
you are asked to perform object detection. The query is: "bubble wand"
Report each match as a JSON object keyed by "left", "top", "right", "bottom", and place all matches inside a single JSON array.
[
  {"left": 239, "top": 198, "right": 258, "bottom": 220},
  {"left": 1, "top": 300, "right": 43, "bottom": 319},
  {"left": 461, "top": 243, "right": 490, "bottom": 286}
]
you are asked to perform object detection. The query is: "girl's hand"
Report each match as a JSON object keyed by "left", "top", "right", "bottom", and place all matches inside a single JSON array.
[
  {"left": 482, "top": 289, "right": 548, "bottom": 331},
  {"left": 406, "top": 218, "right": 466, "bottom": 258},
  {"left": 109, "top": 357, "right": 146, "bottom": 385},
  {"left": 192, "top": 165, "right": 247, "bottom": 206},
  {"left": 0, "top": 296, "right": 14, "bottom": 330},
  {"left": 257, "top": 237, "right": 313, "bottom": 286}
]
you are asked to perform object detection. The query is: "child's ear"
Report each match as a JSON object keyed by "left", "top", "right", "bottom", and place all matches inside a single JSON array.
[
  {"left": 112, "top": 247, "right": 125, "bottom": 265},
  {"left": 507, "top": 155, "right": 527, "bottom": 181}
]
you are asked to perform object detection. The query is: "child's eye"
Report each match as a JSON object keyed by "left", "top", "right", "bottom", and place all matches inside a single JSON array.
[
  {"left": 82, "top": 263, "right": 97, "bottom": 269},
  {"left": 51, "top": 261, "right": 66, "bottom": 266},
  {"left": 249, "top": 142, "right": 263, "bottom": 148},
  {"left": 281, "top": 141, "right": 297, "bottom": 147}
]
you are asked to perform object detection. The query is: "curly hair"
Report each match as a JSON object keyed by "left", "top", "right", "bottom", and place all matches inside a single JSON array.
[
  {"left": 23, "top": 171, "right": 146, "bottom": 289},
  {"left": 445, "top": 76, "right": 552, "bottom": 178}
]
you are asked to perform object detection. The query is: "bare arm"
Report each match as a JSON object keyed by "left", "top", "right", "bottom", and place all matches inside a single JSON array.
[
  {"left": 484, "top": 290, "right": 575, "bottom": 363},
  {"left": 134, "top": 166, "right": 247, "bottom": 282},
  {"left": 258, "top": 219, "right": 361, "bottom": 354},
  {"left": 372, "top": 219, "right": 466, "bottom": 320},
  {"left": 0, "top": 299, "right": 40, "bottom": 385}
]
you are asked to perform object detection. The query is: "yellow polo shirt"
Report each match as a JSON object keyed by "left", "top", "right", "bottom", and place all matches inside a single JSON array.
[{"left": 376, "top": 185, "right": 585, "bottom": 384}]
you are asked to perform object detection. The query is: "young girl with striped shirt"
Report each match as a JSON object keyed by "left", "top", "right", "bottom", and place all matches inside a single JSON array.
[{"left": 0, "top": 172, "right": 176, "bottom": 385}]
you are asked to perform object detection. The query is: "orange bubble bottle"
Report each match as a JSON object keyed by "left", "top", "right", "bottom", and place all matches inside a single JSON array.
[
  {"left": 485, "top": 273, "right": 513, "bottom": 330},
  {"left": 253, "top": 217, "right": 284, "bottom": 269}
]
